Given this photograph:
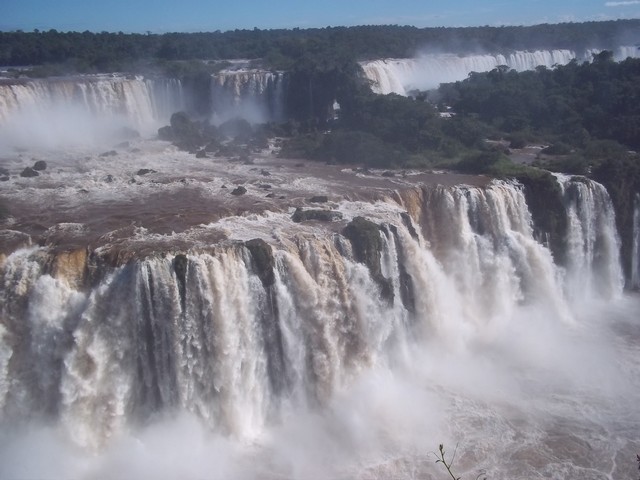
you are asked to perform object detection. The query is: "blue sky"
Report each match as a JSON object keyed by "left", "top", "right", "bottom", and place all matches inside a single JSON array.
[{"left": 1, "top": 0, "right": 639, "bottom": 32}]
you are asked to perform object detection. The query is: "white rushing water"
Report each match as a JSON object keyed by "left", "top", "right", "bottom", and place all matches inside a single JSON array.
[
  {"left": 361, "top": 46, "right": 640, "bottom": 94},
  {"left": 632, "top": 194, "right": 640, "bottom": 289},
  {"left": 0, "top": 76, "right": 185, "bottom": 150},
  {"left": 211, "top": 69, "right": 286, "bottom": 124},
  {"left": 1, "top": 167, "right": 638, "bottom": 479}
]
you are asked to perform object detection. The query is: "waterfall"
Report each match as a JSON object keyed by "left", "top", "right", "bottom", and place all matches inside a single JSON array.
[
  {"left": 0, "top": 76, "right": 185, "bottom": 133},
  {"left": 555, "top": 174, "right": 624, "bottom": 300},
  {"left": 1, "top": 177, "right": 636, "bottom": 479},
  {"left": 361, "top": 46, "right": 640, "bottom": 94},
  {"left": 632, "top": 193, "right": 640, "bottom": 289},
  {"left": 210, "top": 69, "right": 286, "bottom": 124}
]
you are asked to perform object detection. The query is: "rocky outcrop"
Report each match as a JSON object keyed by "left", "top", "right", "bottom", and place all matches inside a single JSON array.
[
  {"left": 231, "top": 186, "right": 247, "bottom": 196},
  {"left": 20, "top": 167, "right": 39, "bottom": 178},
  {"left": 516, "top": 172, "right": 567, "bottom": 264},
  {"left": 343, "top": 217, "right": 393, "bottom": 302},
  {"left": 158, "top": 111, "right": 210, "bottom": 152},
  {"left": 244, "top": 238, "right": 275, "bottom": 287},
  {"left": 33, "top": 160, "right": 47, "bottom": 171},
  {"left": 291, "top": 208, "right": 343, "bottom": 223},
  {"left": 136, "top": 168, "right": 157, "bottom": 176},
  {"left": 173, "top": 254, "right": 189, "bottom": 311},
  {"left": 387, "top": 224, "right": 415, "bottom": 313},
  {"left": 308, "top": 195, "right": 329, "bottom": 203}
]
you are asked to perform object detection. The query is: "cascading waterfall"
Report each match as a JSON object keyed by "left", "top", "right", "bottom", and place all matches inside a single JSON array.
[
  {"left": 0, "top": 176, "right": 637, "bottom": 479},
  {"left": 632, "top": 193, "right": 640, "bottom": 289},
  {"left": 361, "top": 46, "right": 640, "bottom": 94},
  {"left": 0, "top": 178, "right": 624, "bottom": 436},
  {"left": 555, "top": 174, "right": 624, "bottom": 299},
  {"left": 0, "top": 76, "right": 185, "bottom": 130},
  {"left": 210, "top": 69, "right": 286, "bottom": 123}
]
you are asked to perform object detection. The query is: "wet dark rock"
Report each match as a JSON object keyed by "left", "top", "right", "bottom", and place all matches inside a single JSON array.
[
  {"left": 516, "top": 172, "right": 567, "bottom": 264},
  {"left": 136, "top": 169, "right": 157, "bottom": 176},
  {"left": 231, "top": 186, "right": 247, "bottom": 196},
  {"left": 157, "top": 125, "right": 174, "bottom": 141},
  {"left": 292, "top": 208, "right": 343, "bottom": 223},
  {"left": 32, "top": 160, "right": 47, "bottom": 171},
  {"left": 78, "top": 188, "right": 89, "bottom": 194},
  {"left": 0, "top": 198, "right": 9, "bottom": 220},
  {"left": 204, "top": 141, "right": 219, "bottom": 153},
  {"left": 195, "top": 149, "right": 207, "bottom": 158},
  {"left": 0, "top": 167, "right": 9, "bottom": 176},
  {"left": 388, "top": 224, "right": 415, "bottom": 313},
  {"left": 343, "top": 217, "right": 394, "bottom": 303},
  {"left": 0, "top": 176, "right": 9, "bottom": 182},
  {"left": 308, "top": 195, "right": 329, "bottom": 203},
  {"left": 219, "top": 118, "right": 253, "bottom": 139},
  {"left": 259, "top": 184, "right": 272, "bottom": 190},
  {"left": 266, "top": 193, "right": 276, "bottom": 198},
  {"left": 158, "top": 112, "right": 206, "bottom": 151},
  {"left": 400, "top": 212, "right": 419, "bottom": 240},
  {"left": 221, "top": 184, "right": 228, "bottom": 189},
  {"left": 20, "top": 167, "right": 39, "bottom": 178},
  {"left": 260, "top": 169, "right": 271, "bottom": 176},
  {"left": 99, "top": 150, "right": 118, "bottom": 157},
  {"left": 381, "top": 171, "right": 395, "bottom": 177},
  {"left": 104, "top": 175, "right": 114, "bottom": 183},
  {"left": 173, "top": 254, "right": 189, "bottom": 311},
  {"left": 244, "top": 238, "right": 275, "bottom": 287}
]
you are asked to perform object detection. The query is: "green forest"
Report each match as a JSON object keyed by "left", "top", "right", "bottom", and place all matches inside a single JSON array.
[{"left": 1, "top": 20, "right": 639, "bottom": 73}]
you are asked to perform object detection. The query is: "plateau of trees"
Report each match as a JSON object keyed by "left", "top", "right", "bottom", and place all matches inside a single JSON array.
[{"left": 1, "top": 20, "right": 639, "bottom": 74}]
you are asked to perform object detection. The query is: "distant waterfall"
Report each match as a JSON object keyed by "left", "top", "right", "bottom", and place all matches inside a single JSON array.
[
  {"left": 361, "top": 46, "right": 640, "bottom": 94},
  {"left": 210, "top": 69, "right": 286, "bottom": 123},
  {"left": 0, "top": 177, "right": 625, "bottom": 449},
  {"left": 632, "top": 194, "right": 640, "bottom": 289},
  {"left": 0, "top": 76, "right": 185, "bottom": 129}
]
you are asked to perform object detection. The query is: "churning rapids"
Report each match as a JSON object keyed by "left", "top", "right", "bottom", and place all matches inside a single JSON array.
[{"left": 0, "top": 84, "right": 639, "bottom": 479}]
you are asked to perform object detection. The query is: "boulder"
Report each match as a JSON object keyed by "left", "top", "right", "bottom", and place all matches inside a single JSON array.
[
  {"left": 136, "top": 168, "right": 157, "bottom": 176},
  {"left": 20, "top": 167, "right": 39, "bottom": 178},
  {"left": 219, "top": 117, "right": 253, "bottom": 139},
  {"left": 292, "top": 208, "right": 343, "bottom": 223},
  {"left": 32, "top": 160, "right": 47, "bottom": 171},
  {"left": 195, "top": 149, "right": 207, "bottom": 158},
  {"left": 157, "top": 125, "right": 174, "bottom": 141},
  {"left": 231, "top": 186, "right": 247, "bottom": 196},
  {"left": 99, "top": 150, "right": 118, "bottom": 157},
  {"left": 308, "top": 195, "right": 329, "bottom": 203}
]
